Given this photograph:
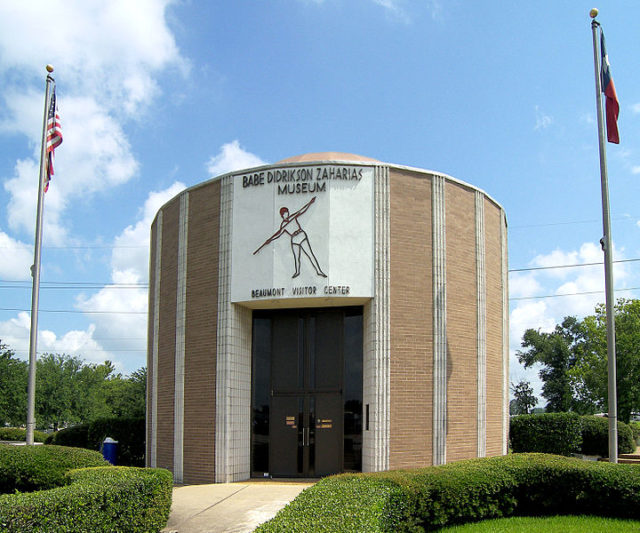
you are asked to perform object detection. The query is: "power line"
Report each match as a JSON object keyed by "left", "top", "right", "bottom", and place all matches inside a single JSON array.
[
  {"left": 0, "top": 245, "right": 146, "bottom": 250},
  {"left": 509, "top": 214, "right": 638, "bottom": 230},
  {"left": 510, "top": 286, "right": 640, "bottom": 302},
  {"left": 0, "top": 283, "right": 147, "bottom": 290},
  {"left": 508, "top": 258, "right": 640, "bottom": 273},
  {"left": 0, "top": 307, "right": 145, "bottom": 315}
]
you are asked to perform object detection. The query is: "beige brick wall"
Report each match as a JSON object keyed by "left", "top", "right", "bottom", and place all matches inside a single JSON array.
[
  {"left": 389, "top": 168, "right": 433, "bottom": 469},
  {"left": 485, "top": 199, "right": 506, "bottom": 456},
  {"left": 146, "top": 222, "right": 157, "bottom": 463},
  {"left": 388, "top": 169, "right": 506, "bottom": 468},
  {"left": 445, "top": 182, "right": 478, "bottom": 462},
  {"left": 183, "top": 181, "right": 220, "bottom": 484},
  {"left": 155, "top": 197, "right": 180, "bottom": 472}
]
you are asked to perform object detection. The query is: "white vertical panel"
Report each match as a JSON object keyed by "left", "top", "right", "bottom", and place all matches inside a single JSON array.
[
  {"left": 501, "top": 212, "right": 509, "bottom": 454},
  {"left": 215, "top": 177, "right": 253, "bottom": 482},
  {"left": 173, "top": 193, "right": 189, "bottom": 483},
  {"left": 216, "top": 176, "right": 233, "bottom": 482},
  {"left": 362, "top": 165, "right": 390, "bottom": 472},
  {"left": 432, "top": 176, "right": 447, "bottom": 465}
]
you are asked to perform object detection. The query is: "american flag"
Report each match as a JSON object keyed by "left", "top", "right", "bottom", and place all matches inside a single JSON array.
[{"left": 45, "top": 88, "right": 63, "bottom": 192}]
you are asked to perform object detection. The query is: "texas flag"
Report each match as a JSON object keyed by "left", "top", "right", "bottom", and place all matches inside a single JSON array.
[{"left": 600, "top": 30, "right": 619, "bottom": 144}]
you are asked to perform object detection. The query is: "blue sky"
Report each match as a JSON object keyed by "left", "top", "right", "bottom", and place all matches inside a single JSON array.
[{"left": 1, "top": 1, "right": 639, "bottom": 402}]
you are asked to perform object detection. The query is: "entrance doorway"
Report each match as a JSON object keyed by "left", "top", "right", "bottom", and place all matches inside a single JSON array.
[{"left": 251, "top": 307, "right": 362, "bottom": 478}]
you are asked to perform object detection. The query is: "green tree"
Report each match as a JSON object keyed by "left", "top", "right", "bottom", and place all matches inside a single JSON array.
[
  {"left": 570, "top": 299, "right": 640, "bottom": 423},
  {"left": 510, "top": 380, "right": 538, "bottom": 415},
  {"left": 36, "top": 353, "right": 84, "bottom": 430},
  {"left": 101, "top": 367, "right": 146, "bottom": 419},
  {"left": 73, "top": 360, "right": 117, "bottom": 422},
  {"left": 0, "top": 342, "right": 28, "bottom": 426},
  {"left": 517, "top": 316, "right": 586, "bottom": 413}
]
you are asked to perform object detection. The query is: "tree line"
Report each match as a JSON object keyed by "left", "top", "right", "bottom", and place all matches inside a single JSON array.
[
  {"left": 514, "top": 298, "right": 640, "bottom": 423},
  {"left": 0, "top": 340, "right": 145, "bottom": 430}
]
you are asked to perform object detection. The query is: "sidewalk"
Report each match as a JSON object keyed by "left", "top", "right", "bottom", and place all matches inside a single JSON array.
[{"left": 162, "top": 480, "right": 314, "bottom": 533}]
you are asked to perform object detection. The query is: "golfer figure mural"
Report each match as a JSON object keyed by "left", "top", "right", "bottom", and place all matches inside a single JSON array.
[{"left": 254, "top": 196, "right": 327, "bottom": 279}]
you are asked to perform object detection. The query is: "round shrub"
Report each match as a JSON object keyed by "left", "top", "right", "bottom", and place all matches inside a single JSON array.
[
  {"left": 0, "top": 444, "right": 108, "bottom": 494},
  {"left": 0, "top": 427, "right": 47, "bottom": 443},
  {"left": 45, "top": 423, "right": 90, "bottom": 448},
  {"left": 580, "top": 415, "right": 635, "bottom": 456},
  {"left": 510, "top": 413, "right": 582, "bottom": 455},
  {"left": 257, "top": 453, "right": 640, "bottom": 532},
  {"left": 45, "top": 417, "right": 145, "bottom": 466},
  {"left": 0, "top": 467, "right": 172, "bottom": 532}
]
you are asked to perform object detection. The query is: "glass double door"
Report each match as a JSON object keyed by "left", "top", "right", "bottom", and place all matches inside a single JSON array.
[
  {"left": 269, "top": 312, "right": 343, "bottom": 478},
  {"left": 252, "top": 308, "right": 362, "bottom": 479}
]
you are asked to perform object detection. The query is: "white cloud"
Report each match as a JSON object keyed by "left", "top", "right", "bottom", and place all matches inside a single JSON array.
[
  {"left": 534, "top": 105, "right": 553, "bottom": 130},
  {"left": 207, "top": 140, "right": 267, "bottom": 178},
  {"left": 0, "top": 1, "right": 187, "bottom": 243},
  {"left": 372, "top": 0, "right": 412, "bottom": 24},
  {"left": 0, "top": 232, "right": 33, "bottom": 280},
  {"left": 4, "top": 96, "right": 139, "bottom": 242},
  {"left": 73, "top": 181, "right": 187, "bottom": 370},
  {"left": 0, "top": 181, "right": 189, "bottom": 371},
  {"left": 111, "top": 181, "right": 186, "bottom": 281},
  {"left": 508, "top": 241, "right": 634, "bottom": 404},
  {"left": 426, "top": 0, "right": 443, "bottom": 21},
  {"left": 631, "top": 103, "right": 640, "bottom": 114},
  {"left": 0, "top": 312, "right": 111, "bottom": 366},
  {"left": 0, "top": 1, "right": 186, "bottom": 117}
]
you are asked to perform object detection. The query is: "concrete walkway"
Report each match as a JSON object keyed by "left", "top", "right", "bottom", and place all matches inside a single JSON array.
[{"left": 162, "top": 480, "right": 315, "bottom": 533}]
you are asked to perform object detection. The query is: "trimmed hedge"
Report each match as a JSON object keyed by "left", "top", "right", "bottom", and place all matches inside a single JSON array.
[
  {"left": 509, "top": 412, "right": 582, "bottom": 455},
  {"left": 630, "top": 421, "right": 640, "bottom": 443},
  {"left": 580, "top": 415, "right": 635, "bottom": 456},
  {"left": 0, "top": 428, "right": 48, "bottom": 444},
  {"left": 45, "top": 424, "right": 90, "bottom": 449},
  {"left": 0, "top": 444, "right": 172, "bottom": 532},
  {"left": 510, "top": 413, "right": 637, "bottom": 457},
  {"left": 256, "top": 453, "right": 640, "bottom": 532},
  {"left": 45, "top": 417, "right": 145, "bottom": 466},
  {"left": 0, "top": 467, "right": 172, "bottom": 533},
  {"left": 0, "top": 444, "right": 108, "bottom": 494}
]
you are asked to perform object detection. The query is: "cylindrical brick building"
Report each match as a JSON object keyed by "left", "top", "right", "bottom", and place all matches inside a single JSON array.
[{"left": 146, "top": 152, "right": 509, "bottom": 484}]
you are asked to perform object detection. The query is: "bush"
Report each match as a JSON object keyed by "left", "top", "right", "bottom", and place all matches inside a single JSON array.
[
  {"left": 0, "top": 444, "right": 172, "bottom": 532},
  {"left": 255, "top": 476, "right": 408, "bottom": 533},
  {"left": 0, "top": 444, "right": 108, "bottom": 494},
  {"left": 630, "top": 421, "right": 640, "bottom": 444},
  {"left": 581, "top": 416, "right": 635, "bottom": 456},
  {"left": 0, "top": 467, "right": 172, "bottom": 533},
  {"left": 256, "top": 453, "right": 640, "bottom": 532},
  {"left": 88, "top": 417, "right": 145, "bottom": 466},
  {"left": 510, "top": 413, "right": 582, "bottom": 455},
  {"left": 46, "top": 417, "right": 145, "bottom": 466},
  {"left": 0, "top": 428, "right": 47, "bottom": 443},
  {"left": 44, "top": 424, "right": 89, "bottom": 448}
]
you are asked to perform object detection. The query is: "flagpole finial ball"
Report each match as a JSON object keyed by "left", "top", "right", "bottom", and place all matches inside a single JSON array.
[
  {"left": 589, "top": 8, "right": 599, "bottom": 18},
  {"left": 46, "top": 64, "right": 54, "bottom": 73}
]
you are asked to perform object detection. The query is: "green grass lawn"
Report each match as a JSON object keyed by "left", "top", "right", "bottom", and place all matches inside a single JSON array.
[{"left": 439, "top": 515, "right": 640, "bottom": 532}]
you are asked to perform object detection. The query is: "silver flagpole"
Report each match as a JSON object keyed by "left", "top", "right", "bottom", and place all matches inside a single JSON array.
[
  {"left": 26, "top": 65, "right": 55, "bottom": 445},
  {"left": 590, "top": 8, "right": 617, "bottom": 463}
]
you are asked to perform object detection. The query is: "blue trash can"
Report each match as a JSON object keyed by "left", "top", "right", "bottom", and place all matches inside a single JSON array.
[{"left": 102, "top": 437, "right": 118, "bottom": 465}]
